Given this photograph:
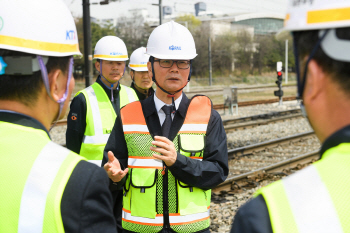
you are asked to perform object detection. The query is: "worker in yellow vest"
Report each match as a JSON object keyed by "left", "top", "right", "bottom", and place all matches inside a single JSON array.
[
  {"left": 102, "top": 21, "right": 229, "bottom": 233},
  {"left": 129, "top": 47, "right": 154, "bottom": 100},
  {"left": 231, "top": 1, "right": 350, "bottom": 233},
  {"left": 66, "top": 36, "right": 138, "bottom": 165},
  {"left": 0, "top": 0, "right": 116, "bottom": 232}
]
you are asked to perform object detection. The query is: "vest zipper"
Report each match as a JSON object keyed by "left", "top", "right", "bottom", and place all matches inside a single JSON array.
[{"left": 163, "top": 161, "right": 170, "bottom": 229}]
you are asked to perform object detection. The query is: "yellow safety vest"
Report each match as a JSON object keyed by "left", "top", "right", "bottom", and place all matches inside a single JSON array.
[
  {"left": 78, "top": 82, "right": 138, "bottom": 165},
  {"left": 0, "top": 120, "right": 83, "bottom": 232},
  {"left": 120, "top": 96, "right": 212, "bottom": 233},
  {"left": 255, "top": 143, "right": 350, "bottom": 233}
]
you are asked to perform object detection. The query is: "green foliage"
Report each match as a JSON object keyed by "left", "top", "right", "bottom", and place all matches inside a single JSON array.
[
  {"left": 91, "top": 22, "right": 115, "bottom": 51},
  {"left": 73, "top": 17, "right": 116, "bottom": 76},
  {"left": 175, "top": 15, "right": 201, "bottom": 31},
  {"left": 73, "top": 15, "right": 295, "bottom": 80}
]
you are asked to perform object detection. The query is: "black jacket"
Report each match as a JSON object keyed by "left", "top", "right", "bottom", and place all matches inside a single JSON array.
[
  {"left": 230, "top": 125, "right": 350, "bottom": 233},
  {"left": 0, "top": 111, "right": 117, "bottom": 233},
  {"left": 130, "top": 82, "right": 154, "bottom": 101},
  {"left": 103, "top": 93, "right": 229, "bottom": 233},
  {"left": 66, "top": 77, "right": 121, "bottom": 154}
]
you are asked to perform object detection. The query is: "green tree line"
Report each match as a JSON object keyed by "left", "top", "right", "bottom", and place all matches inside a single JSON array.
[{"left": 73, "top": 15, "right": 294, "bottom": 79}]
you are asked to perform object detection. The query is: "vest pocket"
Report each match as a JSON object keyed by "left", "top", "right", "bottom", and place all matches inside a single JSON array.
[
  {"left": 178, "top": 134, "right": 206, "bottom": 158},
  {"left": 129, "top": 168, "right": 158, "bottom": 219},
  {"left": 177, "top": 180, "right": 208, "bottom": 216}
]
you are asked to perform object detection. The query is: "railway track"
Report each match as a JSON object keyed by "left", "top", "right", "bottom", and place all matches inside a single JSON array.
[
  {"left": 55, "top": 97, "right": 298, "bottom": 127},
  {"left": 213, "top": 131, "right": 320, "bottom": 193},
  {"left": 224, "top": 109, "right": 302, "bottom": 132},
  {"left": 185, "top": 84, "right": 296, "bottom": 95}
]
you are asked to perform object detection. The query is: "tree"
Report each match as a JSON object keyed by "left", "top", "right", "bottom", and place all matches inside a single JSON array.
[
  {"left": 175, "top": 14, "right": 201, "bottom": 31},
  {"left": 73, "top": 17, "right": 115, "bottom": 79}
]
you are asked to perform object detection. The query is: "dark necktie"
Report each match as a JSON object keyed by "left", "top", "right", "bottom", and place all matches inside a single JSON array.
[{"left": 161, "top": 105, "right": 173, "bottom": 138}]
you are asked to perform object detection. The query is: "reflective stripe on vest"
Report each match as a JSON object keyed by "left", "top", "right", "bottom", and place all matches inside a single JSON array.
[
  {"left": 0, "top": 121, "right": 82, "bottom": 233},
  {"left": 79, "top": 83, "right": 138, "bottom": 164},
  {"left": 18, "top": 142, "right": 72, "bottom": 233},
  {"left": 120, "top": 96, "right": 212, "bottom": 232},
  {"left": 122, "top": 208, "right": 210, "bottom": 226},
  {"left": 284, "top": 165, "right": 343, "bottom": 233},
  {"left": 256, "top": 143, "right": 350, "bottom": 233}
]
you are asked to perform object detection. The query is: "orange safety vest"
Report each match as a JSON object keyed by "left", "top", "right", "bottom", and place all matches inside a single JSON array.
[{"left": 120, "top": 95, "right": 212, "bottom": 233}]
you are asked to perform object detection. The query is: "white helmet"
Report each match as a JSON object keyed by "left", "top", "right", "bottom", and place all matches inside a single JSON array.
[
  {"left": 282, "top": 0, "right": 350, "bottom": 63},
  {"left": 128, "top": 47, "right": 150, "bottom": 72},
  {"left": 284, "top": 0, "right": 350, "bottom": 32},
  {"left": 146, "top": 21, "right": 197, "bottom": 60},
  {"left": 0, "top": 0, "right": 81, "bottom": 57},
  {"left": 94, "top": 36, "right": 128, "bottom": 61}
]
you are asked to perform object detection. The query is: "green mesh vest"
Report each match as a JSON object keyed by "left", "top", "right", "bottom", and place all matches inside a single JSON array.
[
  {"left": 255, "top": 143, "right": 350, "bottom": 233},
  {"left": 0, "top": 120, "right": 83, "bottom": 232},
  {"left": 78, "top": 82, "right": 138, "bottom": 165},
  {"left": 120, "top": 96, "right": 212, "bottom": 233}
]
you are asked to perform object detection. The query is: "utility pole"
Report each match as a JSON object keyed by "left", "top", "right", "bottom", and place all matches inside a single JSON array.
[
  {"left": 285, "top": 39, "right": 288, "bottom": 84},
  {"left": 82, "top": 0, "right": 93, "bottom": 87},
  {"left": 152, "top": 0, "right": 162, "bottom": 25},
  {"left": 208, "top": 37, "right": 212, "bottom": 86}
]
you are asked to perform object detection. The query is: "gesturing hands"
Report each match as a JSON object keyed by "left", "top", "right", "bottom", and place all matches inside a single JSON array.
[
  {"left": 103, "top": 151, "right": 129, "bottom": 182},
  {"left": 150, "top": 136, "right": 177, "bottom": 167}
]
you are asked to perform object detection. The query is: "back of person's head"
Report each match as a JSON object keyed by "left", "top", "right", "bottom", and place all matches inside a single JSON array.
[
  {"left": 294, "top": 29, "right": 350, "bottom": 94},
  {"left": 283, "top": 1, "right": 350, "bottom": 97},
  {"left": 0, "top": 0, "right": 81, "bottom": 107}
]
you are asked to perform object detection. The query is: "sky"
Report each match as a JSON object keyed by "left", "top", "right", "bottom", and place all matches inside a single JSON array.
[{"left": 63, "top": 0, "right": 288, "bottom": 20}]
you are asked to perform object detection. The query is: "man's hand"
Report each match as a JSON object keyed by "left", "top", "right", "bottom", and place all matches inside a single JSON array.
[
  {"left": 103, "top": 151, "right": 129, "bottom": 182},
  {"left": 150, "top": 136, "right": 177, "bottom": 167}
]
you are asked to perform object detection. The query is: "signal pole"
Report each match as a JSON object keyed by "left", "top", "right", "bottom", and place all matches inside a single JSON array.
[
  {"left": 274, "top": 61, "right": 284, "bottom": 106},
  {"left": 152, "top": 0, "right": 162, "bottom": 25},
  {"left": 208, "top": 37, "right": 212, "bottom": 86}
]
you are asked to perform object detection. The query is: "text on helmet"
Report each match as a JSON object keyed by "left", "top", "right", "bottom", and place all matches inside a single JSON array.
[
  {"left": 66, "top": 30, "right": 76, "bottom": 40},
  {"left": 169, "top": 45, "right": 181, "bottom": 51},
  {"left": 292, "top": 0, "right": 314, "bottom": 6},
  {"left": 110, "top": 52, "right": 123, "bottom": 55}
]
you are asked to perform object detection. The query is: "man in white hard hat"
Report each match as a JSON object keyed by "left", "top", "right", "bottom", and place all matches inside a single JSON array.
[
  {"left": 129, "top": 47, "right": 154, "bottom": 100},
  {"left": 102, "top": 21, "right": 229, "bottom": 233},
  {"left": 0, "top": 0, "right": 117, "bottom": 232},
  {"left": 66, "top": 36, "right": 138, "bottom": 165},
  {"left": 231, "top": 1, "right": 350, "bottom": 233}
]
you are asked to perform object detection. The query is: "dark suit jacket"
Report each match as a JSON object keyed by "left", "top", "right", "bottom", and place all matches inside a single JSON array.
[{"left": 103, "top": 92, "right": 229, "bottom": 233}]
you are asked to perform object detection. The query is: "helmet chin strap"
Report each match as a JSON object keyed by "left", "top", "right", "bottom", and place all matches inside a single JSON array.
[
  {"left": 150, "top": 56, "right": 192, "bottom": 113},
  {"left": 99, "top": 60, "right": 125, "bottom": 101},
  {"left": 293, "top": 30, "right": 329, "bottom": 120},
  {"left": 37, "top": 56, "right": 74, "bottom": 131}
]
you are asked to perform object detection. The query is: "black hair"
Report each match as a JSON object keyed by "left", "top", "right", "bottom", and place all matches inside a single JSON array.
[
  {"left": 295, "top": 27, "right": 350, "bottom": 93},
  {"left": 0, "top": 50, "right": 71, "bottom": 107}
]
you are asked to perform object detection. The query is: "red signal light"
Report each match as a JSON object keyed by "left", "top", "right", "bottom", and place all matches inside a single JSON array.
[{"left": 277, "top": 71, "right": 282, "bottom": 76}]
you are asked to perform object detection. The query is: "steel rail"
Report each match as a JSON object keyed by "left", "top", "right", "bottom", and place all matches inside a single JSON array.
[
  {"left": 224, "top": 113, "right": 303, "bottom": 132},
  {"left": 213, "top": 150, "right": 320, "bottom": 193},
  {"left": 228, "top": 131, "right": 315, "bottom": 159}
]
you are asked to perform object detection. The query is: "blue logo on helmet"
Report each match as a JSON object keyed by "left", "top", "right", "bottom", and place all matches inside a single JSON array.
[
  {"left": 66, "top": 30, "right": 76, "bottom": 40},
  {"left": 169, "top": 45, "right": 181, "bottom": 51},
  {"left": 110, "top": 52, "right": 123, "bottom": 55}
]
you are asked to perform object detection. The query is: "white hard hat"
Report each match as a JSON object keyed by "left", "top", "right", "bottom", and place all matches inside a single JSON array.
[
  {"left": 146, "top": 21, "right": 197, "bottom": 60},
  {"left": 284, "top": 0, "right": 350, "bottom": 32},
  {"left": 0, "top": 0, "right": 81, "bottom": 57},
  {"left": 128, "top": 47, "right": 150, "bottom": 72},
  {"left": 94, "top": 36, "right": 128, "bottom": 61}
]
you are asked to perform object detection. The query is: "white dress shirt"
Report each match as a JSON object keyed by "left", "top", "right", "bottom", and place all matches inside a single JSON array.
[{"left": 154, "top": 93, "right": 182, "bottom": 126}]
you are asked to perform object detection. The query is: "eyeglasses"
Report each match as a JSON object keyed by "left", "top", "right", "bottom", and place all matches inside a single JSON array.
[{"left": 154, "top": 59, "right": 190, "bottom": 69}]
